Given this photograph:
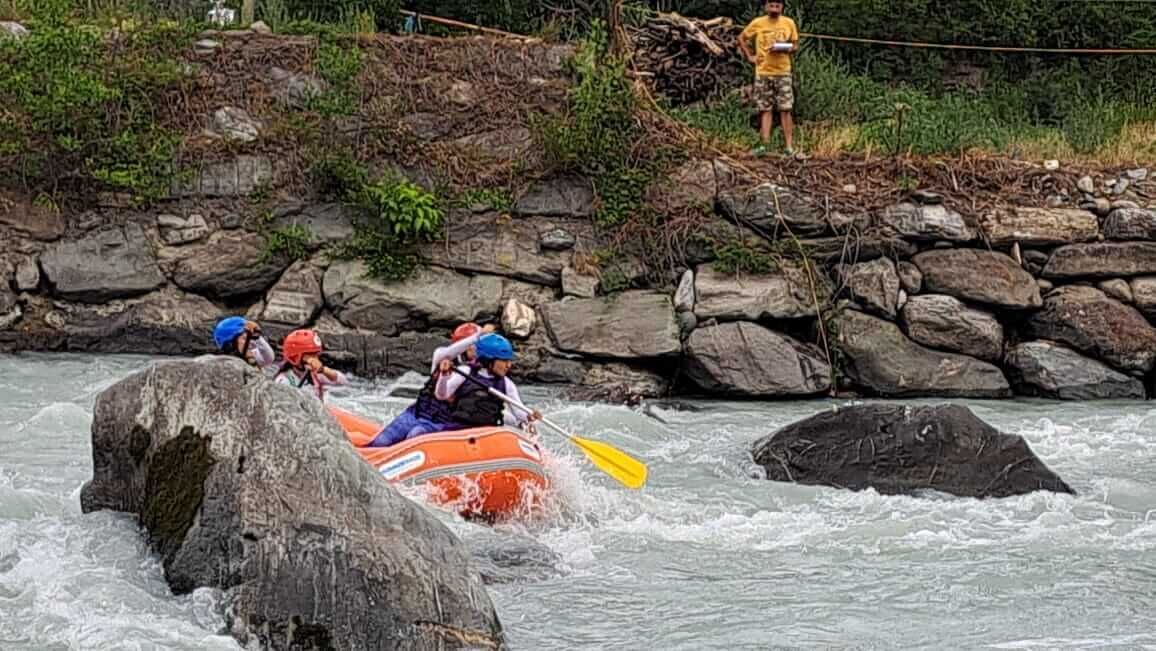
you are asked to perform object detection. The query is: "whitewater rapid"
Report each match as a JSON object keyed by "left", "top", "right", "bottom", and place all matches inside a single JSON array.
[{"left": 3, "top": 354, "right": 1156, "bottom": 649}]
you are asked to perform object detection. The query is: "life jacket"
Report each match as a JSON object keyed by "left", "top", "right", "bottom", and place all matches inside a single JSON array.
[
  {"left": 276, "top": 363, "right": 324, "bottom": 401},
  {"left": 449, "top": 366, "right": 507, "bottom": 427},
  {"left": 412, "top": 371, "right": 456, "bottom": 424}
]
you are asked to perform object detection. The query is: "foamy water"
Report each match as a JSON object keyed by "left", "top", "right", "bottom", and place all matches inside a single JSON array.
[{"left": 2, "top": 354, "right": 1156, "bottom": 650}]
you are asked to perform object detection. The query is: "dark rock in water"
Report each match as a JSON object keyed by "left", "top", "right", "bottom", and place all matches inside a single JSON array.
[
  {"left": 1005, "top": 341, "right": 1145, "bottom": 400},
  {"left": 566, "top": 362, "right": 668, "bottom": 404},
  {"left": 80, "top": 358, "right": 503, "bottom": 650},
  {"left": 464, "top": 529, "right": 564, "bottom": 585},
  {"left": 752, "top": 404, "right": 1074, "bottom": 498}
]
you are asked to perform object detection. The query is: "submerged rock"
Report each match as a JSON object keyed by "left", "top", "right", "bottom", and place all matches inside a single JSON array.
[
  {"left": 752, "top": 404, "right": 1074, "bottom": 498},
  {"left": 80, "top": 358, "right": 503, "bottom": 650}
]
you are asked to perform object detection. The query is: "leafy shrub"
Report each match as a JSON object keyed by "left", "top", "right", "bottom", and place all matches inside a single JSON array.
[
  {"left": 262, "top": 224, "right": 312, "bottom": 262},
  {"left": 331, "top": 176, "right": 445, "bottom": 281}
]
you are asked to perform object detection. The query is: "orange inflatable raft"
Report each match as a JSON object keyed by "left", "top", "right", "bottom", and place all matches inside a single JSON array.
[{"left": 328, "top": 405, "right": 549, "bottom": 521}]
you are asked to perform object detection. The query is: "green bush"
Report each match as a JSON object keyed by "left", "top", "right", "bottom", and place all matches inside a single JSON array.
[
  {"left": 307, "top": 41, "right": 363, "bottom": 117},
  {"left": 309, "top": 149, "right": 369, "bottom": 199},
  {"left": 0, "top": 20, "right": 191, "bottom": 200},
  {"left": 263, "top": 224, "right": 313, "bottom": 262},
  {"left": 279, "top": 0, "right": 400, "bottom": 31},
  {"left": 331, "top": 176, "right": 444, "bottom": 281}
]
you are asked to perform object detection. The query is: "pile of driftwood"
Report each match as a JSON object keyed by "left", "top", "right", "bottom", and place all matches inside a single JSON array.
[{"left": 627, "top": 12, "right": 747, "bottom": 106}]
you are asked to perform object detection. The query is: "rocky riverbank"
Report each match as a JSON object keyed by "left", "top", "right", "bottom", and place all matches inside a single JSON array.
[{"left": 3, "top": 25, "right": 1156, "bottom": 401}]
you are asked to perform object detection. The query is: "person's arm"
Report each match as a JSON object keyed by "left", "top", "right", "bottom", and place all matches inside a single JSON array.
[
  {"left": 317, "top": 368, "right": 348, "bottom": 386},
  {"left": 501, "top": 379, "right": 533, "bottom": 425},
  {"left": 435, "top": 368, "right": 468, "bottom": 401},
  {"left": 248, "top": 336, "right": 276, "bottom": 368},
  {"left": 430, "top": 334, "right": 478, "bottom": 373},
  {"left": 737, "top": 25, "right": 756, "bottom": 63}
]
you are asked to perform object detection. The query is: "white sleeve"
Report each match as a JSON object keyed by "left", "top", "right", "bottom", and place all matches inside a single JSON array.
[
  {"left": 430, "top": 333, "right": 481, "bottom": 373},
  {"left": 249, "top": 336, "right": 277, "bottom": 368},
  {"left": 501, "top": 379, "right": 531, "bottom": 425},
  {"left": 319, "top": 370, "right": 348, "bottom": 386},
  {"left": 436, "top": 368, "right": 468, "bottom": 401}
]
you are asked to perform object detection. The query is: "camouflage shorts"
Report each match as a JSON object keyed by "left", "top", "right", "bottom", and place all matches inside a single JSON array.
[{"left": 753, "top": 75, "right": 794, "bottom": 112}]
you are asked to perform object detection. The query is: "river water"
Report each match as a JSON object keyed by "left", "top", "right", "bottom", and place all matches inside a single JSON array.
[{"left": 2, "top": 353, "right": 1155, "bottom": 650}]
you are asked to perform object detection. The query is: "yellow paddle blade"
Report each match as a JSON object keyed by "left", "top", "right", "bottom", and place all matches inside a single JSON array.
[{"left": 569, "top": 435, "right": 648, "bottom": 489}]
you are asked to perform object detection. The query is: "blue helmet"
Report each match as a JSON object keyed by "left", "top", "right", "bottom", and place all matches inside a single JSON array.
[
  {"left": 475, "top": 334, "right": 515, "bottom": 362},
  {"left": 213, "top": 316, "right": 248, "bottom": 350}
]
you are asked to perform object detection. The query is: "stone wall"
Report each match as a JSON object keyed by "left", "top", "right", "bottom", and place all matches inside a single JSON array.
[{"left": 3, "top": 26, "right": 1155, "bottom": 401}]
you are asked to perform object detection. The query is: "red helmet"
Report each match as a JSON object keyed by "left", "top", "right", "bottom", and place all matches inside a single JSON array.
[
  {"left": 451, "top": 323, "right": 481, "bottom": 343},
  {"left": 283, "top": 329, "right": 323, "bottom": 366}
]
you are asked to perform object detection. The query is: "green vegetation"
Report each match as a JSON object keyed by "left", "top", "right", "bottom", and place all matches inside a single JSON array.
[
  {"left": 708, "top": 238, "right": 778, "bottom": 276},
  {"left": 273, "top": 0, "right": 400, "bottom": 32},
  {"left": 0, "top": 8, "right": 192, "bottom": 201},
  {"left": 330, "top": 175, "right": 445, "bottom": 281},
  {"left": 536, "top": 21, "right": 662, "bottom": 227},
  {"left": 454, "top": 188, "right": 514, "bottom": 213},
  {"left": 306, "top": 41, "right": 364, "bottom": 117},
  {"left": 262, "top": 224, "right": 312, "bottom": 262}
]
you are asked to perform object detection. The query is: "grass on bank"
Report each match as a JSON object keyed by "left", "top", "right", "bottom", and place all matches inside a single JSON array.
[{"left": 671, "top": 50, "right": 1156, "bottom": 164}]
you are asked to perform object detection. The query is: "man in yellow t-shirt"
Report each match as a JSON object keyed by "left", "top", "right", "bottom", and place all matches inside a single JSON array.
[{"left": 737, "top": 1, "right": 799, "bottom": 156}]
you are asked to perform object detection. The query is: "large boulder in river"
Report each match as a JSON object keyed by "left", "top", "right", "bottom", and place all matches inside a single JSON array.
[
  {"left": 1023, "top": 285, "right": 1156, "bottom": 374},
  {"left": 79, "top": 358, "right": 503, "bottom": 650},
  {"left": 41, "top": 223, "right": 165, "bottom": 302},
  {"left": 1005, "top": 341, "right": 1145, "bottom": 400},
  {"left": 685, "top": 322, "right": 831, "bottom": 396},
  {"left": 542, "top": 291, "right": 680, "bottom": 359},
  {"left": 693, "top": 263, "right": 816, "bottom": 321},
  {"left": 913, "top": 248, "right": 1041, "bottom": 309},
  {"left": 900, "top": 294, "right": 1003, "bottom": 362},
  {"left": 324, "top": 262, "right": 502, "bottom": 335},
  {"left": 836, "top": 309, "right": 1010, "bottom": 398},
  {"left": 752, "top": 404, "right": 1074, "bottom": 498},
  {"left": 1041, "top": 242, "right": 1156, "bottom": 279}
]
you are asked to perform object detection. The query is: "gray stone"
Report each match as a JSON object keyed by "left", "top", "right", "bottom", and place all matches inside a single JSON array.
[
  {"left": 13, "top": 287, "right": 223, "bottom": 355},
  {"left": 501, "top": 298, "right": 536, "bottom": 339},
  {"left": 979, "top": 207, "right": 1098, "bottom": 246},
  {"left": 539, "top": 228, "right": 576, "bottom": 251},
  {"left": 79, "top": 358, "right": 502, "bottom": 650},
  {"left": 1129, "top": 277, "right": 1156, "bottom": 319},
  {"left": 171, "top": 230, "right": 289, "bottom": 299},
  {"left": 1042, "top": 242, "right": 1156, "bottom": 279},
  {"left": 674, "top": 269, "right": 695, "bottom": 312},
  {"left": 1114, "top": 179, "right": 1131, "bottom": 195},
  {"left": 171, "top": 155, "right": 273, "bottom": 197},
  {"left": 270, "top": 203, "right": 355, "bottom": 247},
  {"left": 752, "top": 404, "right": 1072, "bottom": 498},
  {"left": 1093, "top": 197, "right": 1113, "bottom": 217},
  {"left": 220, "top": 213, "right": 242, "bottom": 229},
  {"left": 1024, "top": 286, "right": 1156, "bottom": 373},
  {"left": 157, "top": 213, "right": 210, "bottom": 245},
  {"left": 1023, "top": 249, "right": 1050, "bottom": 275},
  {"left": 717, "top": 182, "right": 830, "bottom": 236},
  {"left": 1, "top": 21, "right": 29, "bottom": 39},
  {"left": 530, "top": 357, "right": 586, "bottom": 384},
  {"left": 1006, "top": 341, "right": 1145, "bottom": 400},
  {"left": 836, "top": 309, "right": 1010, "bottom": 398},
  {"left": 193, "top": 38, "right": 220, "bottom": 52},
  {"left": 877, "top": 202, "right": 977, "bottom": 242},
  {"left": 266, "top": 66, "right": 326, "bottom": 108},
  {"left": 685, "top": 322, "right": 831, "bottom": 397},
  {"left": 210, "top": 107, "right": 261, "bottom": 143},
  {"left": 900, "top": 294, "right": 1003, "bottom": 362},
  {"left": 0, "top": 291, "right": 21, "bottom": 329},
  {"left": 647, "top": 158, "right": 735, "bottom": 214},
  {"left": 399, "top": 112, "right": 451, "bottom": 141},
  {"left": 248, "top": 19, "right": 271, "bottom": 34},
  {"left": 1112, "top": 200, "right": 1141, "bottom": 211},
  {"left": 500, "top": 279, "right": 556, "bottom": 308},
  {"left": 446, "top": 80, "right": 477, "bottom": 106},
  {"left": 840, "top": 258, "right": 900, "bottom": 319},
  {"left": 566, "top": 363, "right": 669, "bottom": 403},
  {"left": 1038, "top": 278, "right": 1054, "bottom": 292},
  {"left": 14, "top": 256, "right": 39, "bottom": 292},
  {"left": 324, "top": 262, "right": 502, "bottom": 335},
  {"left": 425, "top": 213, "right": 594, "bottom": 287},
  {"left": 897, "top": 261, "right": 922, "bottom": 294},
  {"left": 512, "top": 177, "right": 595, "bottom": 218},
  {"left": 911, "top": 189, "right": 943, "bottom": 205},
  {"left": 453, "top": 127, "right": 534, "bottom": 161},
  {"left": 1098, "top": 279, "right": 1133, "bottom": 304},
  {"left": 41, "top": 223, "right": 164, "bottom": 302},
  {"left": 561, "top": 266, "right": 598, "bottom": 298},
  {"left": 694, "top": 263, "right": 815, "bottom": 321},
  {"left": 1126, "top": 168, "right": 1149, "bottom": 181},
  {"left": 914, "top": 248, "right": 1041, "bottom": 309},
  {"left": 897, "top": 288, "right": 908, "bottom": 310},
  {"left": 1077, "top": 176, "right": 1096, "bottom": 194},
  {"left": 0, "top": 192, "right": 65, "bottom": 241},
  {"left": 260, "top": 261, "right": 323, "bottom": 327},
  {"left": 543, "top": 291, "right": 680, "bottom": 359},
  {"left": 1102, "top": 208, "right": 1156, "bottom": 240}
]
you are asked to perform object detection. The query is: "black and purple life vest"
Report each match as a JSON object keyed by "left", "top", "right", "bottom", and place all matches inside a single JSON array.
[{"left": 449, "top": 366, "right": 508, "bottom": 427}]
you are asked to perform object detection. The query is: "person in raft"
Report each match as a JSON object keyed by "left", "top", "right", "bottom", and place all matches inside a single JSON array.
[
  {"left": 274, "top": 328, "right": 348, "bottom": 401},
  {"left": 213, "top": 316, "right": 276, "bottom": 370},
  {"left": 365, "top": 321, "right": 497, "bottom": 447},
  {"left": 436, "top": 333, "right": 542, "bottom": 432},
  {"left": 737, "top": 0, "right": 800, "bottom": 157}
]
